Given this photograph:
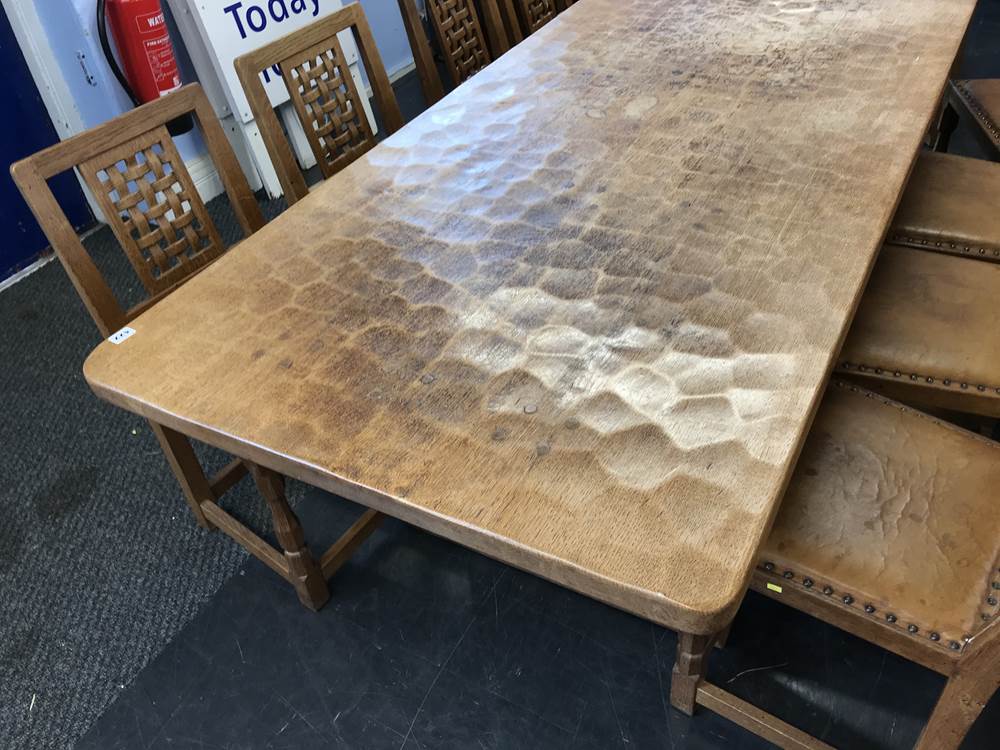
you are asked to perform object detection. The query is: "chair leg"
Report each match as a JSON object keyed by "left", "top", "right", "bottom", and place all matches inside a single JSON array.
[
  {"left": 249, "top": 464, "right": 330, "bottom": 611},
  {"left": 935, "top": 102, "right": 960, "bottom": 153},
  {"left": 149, "top": 421, "right": 214, "bottom": 530},
  {"left": 670, "top": 631, "right": 716, "bottom": 715},
  {"left": 915, "top": 663, "right": 999, "bottom": 750}
]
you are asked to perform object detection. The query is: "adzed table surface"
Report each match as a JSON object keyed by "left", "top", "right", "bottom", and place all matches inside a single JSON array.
[{"left": 84, "top": 0, "right": 977, "bottom": 634}]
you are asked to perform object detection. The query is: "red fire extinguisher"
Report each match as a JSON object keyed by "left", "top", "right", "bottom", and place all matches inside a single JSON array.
[{"left": 98, "top": 0, "right": 191, "bottom": 132}]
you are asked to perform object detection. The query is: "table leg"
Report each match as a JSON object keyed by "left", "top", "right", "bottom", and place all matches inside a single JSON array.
[
  {"left": 670, "top": 631, "right": 716, "bottom": 715},
  {"left": 935, "top": 101, "right": 960, "bottom": 153},
  {"left": 714, "top": 621, "right": 733, "bottom": 650},
  {"left": 150, "top": 421, "right": 214, "bottom": 530},
  {"left": 249, "top": 464, "right": 330, "bottom": 611}
]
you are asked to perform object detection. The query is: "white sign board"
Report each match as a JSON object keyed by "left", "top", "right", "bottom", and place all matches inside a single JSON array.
[{"left": 185, "top": 0, "right": 357, "bottom": 124}]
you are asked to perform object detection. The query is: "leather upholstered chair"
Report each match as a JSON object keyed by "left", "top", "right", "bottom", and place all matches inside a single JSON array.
[
  {"left": 754, "top": 381, "right": 1000, "bottom": 750},
  {"left": 835, "top": 243, "right": 1000, "bottom": 418},
  {"left": 832, "top": 150, "right": 1000, "bottom": 418},
  {"left": 888, "top": 151, "right": 1000, "bottom": 263},
  {"left": 939, "top": 79, "right": 1000, "bottom": 158}
]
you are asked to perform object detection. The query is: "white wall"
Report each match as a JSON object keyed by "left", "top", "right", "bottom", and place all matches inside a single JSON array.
[{"left": 356, "top": 0, "right": 416, "bottom": 79}]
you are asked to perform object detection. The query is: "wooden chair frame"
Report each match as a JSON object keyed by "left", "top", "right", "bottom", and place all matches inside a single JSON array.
[
  {"left": 399, "top": 0, "right": 513, "bottom": 104},
  {"left": 234, "top": 3, "right": 404, "bottom": 207},
  {"left": 665, "top": 568, "right": 1000, "bottom": 750},
  {"left": 496, "top": 0, "right": 525, "bottom": 46},
  {"left": 11, "top": 84, "right": 382, "bottom": 611}
]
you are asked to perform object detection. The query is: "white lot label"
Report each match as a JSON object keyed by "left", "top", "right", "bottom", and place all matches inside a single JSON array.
[{"left": 109, "top": 327, "right": 137, "bottom": 345}]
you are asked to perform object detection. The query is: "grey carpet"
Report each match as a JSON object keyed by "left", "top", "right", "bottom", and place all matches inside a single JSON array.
[{"left": 0, "top": 194, "right": 291, "bottom": 750}]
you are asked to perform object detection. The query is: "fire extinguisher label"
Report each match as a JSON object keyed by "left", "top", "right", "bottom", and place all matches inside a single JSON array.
[
  {"left": 143, "top": 35, "right": 180, "bottom": 91},
  {"left": 135, "top": 11, "right": 166, "bottom": 35}
]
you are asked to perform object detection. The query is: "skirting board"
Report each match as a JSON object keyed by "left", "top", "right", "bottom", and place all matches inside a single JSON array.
[
  {"left": 0, "top": 254, "right": 57, "bottom": 293},
  {"left": 187, "top": 152, "right": 226, "bottom": 205}
]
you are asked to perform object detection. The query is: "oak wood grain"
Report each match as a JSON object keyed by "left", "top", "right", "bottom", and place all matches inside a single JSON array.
[{"left": 82, "top": 0, "right": 976, "bottom": 635}]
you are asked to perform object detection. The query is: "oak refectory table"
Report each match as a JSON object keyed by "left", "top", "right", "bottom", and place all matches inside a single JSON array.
[{"left": 82, "top": 0, "right": 978, "bottom": 744}]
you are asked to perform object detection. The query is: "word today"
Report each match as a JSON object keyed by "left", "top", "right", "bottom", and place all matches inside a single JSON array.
[{"left": 223, "top": 0, "right": 323, "bottom": 39}]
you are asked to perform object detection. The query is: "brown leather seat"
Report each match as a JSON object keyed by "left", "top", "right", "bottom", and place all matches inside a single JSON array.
[
  {"left": 836, "top": 243, "right": 1000, "bottom": 417},
  {"left": 889, "top": 151, "right": 1000, "bottom": 262},
  {"left": 950, "top": 79, "right": 1000, "bottom": 155},
  {"left": 760, "top": 382, "right": 1000, "bottom": 653}
]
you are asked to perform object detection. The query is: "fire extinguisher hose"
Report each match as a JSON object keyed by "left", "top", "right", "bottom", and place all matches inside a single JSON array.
[
  {"left": 96, "top": 0, "right": 193, "bottom": 135},
  {"left": 97, "top": 0, "right": 141, "bottom": 108}
]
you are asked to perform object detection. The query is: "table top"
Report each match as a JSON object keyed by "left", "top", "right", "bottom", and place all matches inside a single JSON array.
[{"left": 84, "top": 0, "right": 977, "bottom": 634}]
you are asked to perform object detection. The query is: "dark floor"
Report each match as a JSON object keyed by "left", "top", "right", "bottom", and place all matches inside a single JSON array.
[
  {"left": 74, "top": 496, "right": 1000, "bottom": 750},
  {"left": 3, "top": 3, "right": 999, "bottom": 749}
]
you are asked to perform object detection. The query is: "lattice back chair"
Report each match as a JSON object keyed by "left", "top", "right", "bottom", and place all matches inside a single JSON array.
[
  {"left": 397, "top": 0, "right": 517, "bottom": 107},
  {"left": 11, "top": 84, "right": 264, "bottom": 339},
  {"left": 514, "top": 0, "right": 558, "bottom": 34},
  {"left": 11, "top": 83, "right": 272, "bottom": 588},
  {"left": 235, "top": 3, "right": 403, "bottom": 207}
]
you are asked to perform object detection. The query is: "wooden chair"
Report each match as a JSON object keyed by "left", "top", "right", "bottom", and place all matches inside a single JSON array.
[
  {"left": 752, "top": 381, "right": 1000, "bottom": 749},
  {"left": 513, "top": 0, "right": 559, "bottom": 34},
  {"left": 835, "top": 243, "right": 1000, "bottom": 418},
  {"left": 11, "top": 84, "right": 382, "bottom": 611},
  {"left": 11, "top": 84, "right": 263, "bottom": 339},
  {"left": 234, "top": 3, "right": 403, "bottom": 207},
  {"left": 938, "top": 79, "right": 1000, "bottom": 157},
  {"left": 398, "top": 0, "right": 512, "bottom": 107},
  {"left": 493, "top": 0, "right": 525, "bottom": 47}
]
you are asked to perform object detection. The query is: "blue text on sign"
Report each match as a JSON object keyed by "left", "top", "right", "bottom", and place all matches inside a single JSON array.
[{"left": 223, "top": 0, "right": 322, "bottom": 40}]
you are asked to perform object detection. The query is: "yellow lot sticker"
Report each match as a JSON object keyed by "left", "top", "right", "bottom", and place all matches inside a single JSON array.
[{"left": 766, "top": 583, "right": 783, "bottom": 594}]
